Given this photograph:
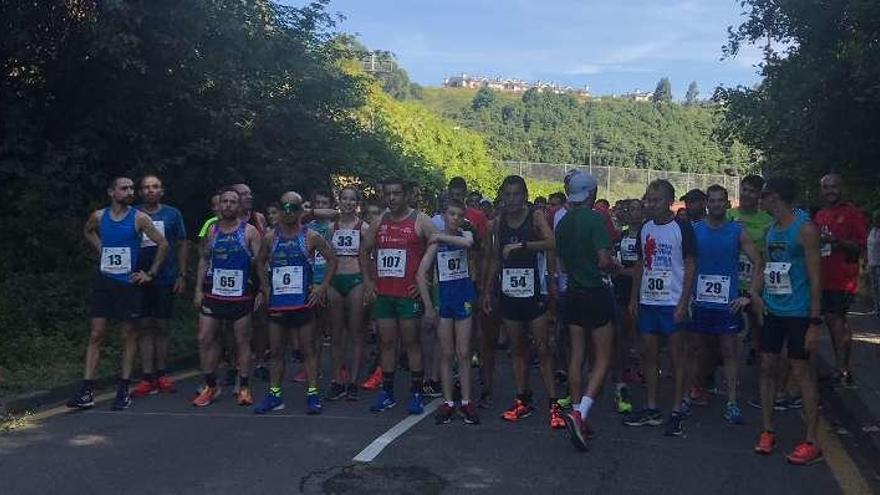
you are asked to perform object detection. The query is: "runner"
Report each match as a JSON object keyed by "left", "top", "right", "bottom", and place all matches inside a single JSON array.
[
  {"left": 690, "top": 184, "right": 762, "bottom": 425},
  {"left": 554, "top": 172, "right": 616, "bottom": 450},
  {"left": 131, "top": 175, "right": 188, "bottom": 398},
  {"left": 198, "top": 192, "right": 221, "bottom": 239},
  {"left": 67, "top": 177, "right": 168, "bottom": 410},
  {"left": 610, "top": 198, "right": 643, "bottom": 414},
  {"left": 624, "top": 179, "right": 696, "bottom": 436},
  {"left": 484, "top": 175, "right": 563, "bottom": 429},
  {"left": 266, "top": 202, "right": 281, "bottom": 231},
  {"left": 232, "top": 183, "right": 267, "bottom": 234},
  {"left": 192, "top": 188, "right": 262, "bottom": 407},
  {"left": 814, "top": 173, "right": 867, "bottom": 387},
  {"left": 326, "top": 186, "right": 370, "bottom": 401},
  {"left": 727, "top": 175, "right": 773, "bottom": 366},
  {"left": 681, "top": 189, "right": 708, "bottom": 223},
  {"left": 362, "top": 180, "right": 436, "bottom": 413},
  {"left": 359, "top": 196, "right": 386, "bottom": 391},
  {"left": 417, "top": 198, "right": 480, "bottom": 425},
  {"left": 753, "top": 177, "right": 824, "bottom": 465},
  {"left": 253, "top": 192, "right": 337, "bottom": 415}
]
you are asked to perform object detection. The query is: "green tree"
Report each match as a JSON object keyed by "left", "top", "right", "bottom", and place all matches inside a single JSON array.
[
  {"left": 653, "top": 77, "right": 673, "bottom": 103},
  {"left": 471, "top": 87, "right": 498, "bottom": 111},
  {"left": 685, "top": 81, "right": 699, "bottom": 105}
]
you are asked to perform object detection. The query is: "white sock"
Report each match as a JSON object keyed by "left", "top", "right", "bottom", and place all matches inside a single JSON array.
[
  {"left": 616, "top": 382, "right": 626, "bottom": 392},
  {"left": 446, "top": 401, "right": 455, "bottom": 407},
  {"left": 578, "top": 396, "right": 594, "bottom": 417},
  {"left": 461, "top": 400, "right": 470, "bottom": 405}
]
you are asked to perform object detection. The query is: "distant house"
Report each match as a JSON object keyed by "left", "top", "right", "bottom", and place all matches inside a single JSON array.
[
  {"left": 443, "top": 73, "right": 589, "bottom": 98},
  {"left": 621, "top": 89, "right": 653, "bottom": 102}
]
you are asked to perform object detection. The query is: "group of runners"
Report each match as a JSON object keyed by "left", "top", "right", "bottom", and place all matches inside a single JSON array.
[{"left": 68, "top": 168, "right": 872, "bottom": 467}]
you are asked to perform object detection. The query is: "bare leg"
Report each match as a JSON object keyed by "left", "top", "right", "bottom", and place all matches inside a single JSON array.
[
  {"left": 825, "top": 314, "right": 851, "bottom": 374},
  {"left": 328, "top": 286, "right": 346, "bottom": 382},
  {"left": 719, "top": 333, "right": 739, "bottom": 403},
  {"left": 585, "top": 322, "right": 613, "bottom": 401},
  {"left": 154, "top": 319, "right": 170, "bottom": 372},
  {"left": 346, "top": 284, "right": 366, "bottom": 382},
  {"left": 568, "top": 324, "right": 587, "bottom": 405},
  {"left": 137, "top": 318, "right": 157, "bottom": 375},
  {"left": 400, "top": 318, "right": 423, "bottom": 375},
  {"left": 437, "top": 318, "right": 456, "bottom": 401},
  {"left": 791, "top": 359, "right": 819, "bottom": 443},
  {"left": 84, "top": 318, "right": 108, "bottom": 380},
  {"left": 480, "top": 308, "right": 500, "bottom": 396},
  {"left": 268, "top": 321, "right": 287, "bottom": 388},
  {"left": 529, "top": 314, "right": 555, "bottom": 398},
  {"left": 641, "top": 334, "right": 659, "bottom": 409},
  {"left": 299, "top": 319, "right": 319, "bottom": 389},
  {"left": 120, "top": 322, "right": 138, "bottom": 380},
  {"left": 669, "top": 332, "right": 687, "bottom": 411},
  {"left": 197, "top": 315, "right": 220, "bottom": 374},
  {"left": 454, "top": 317, "right": 474, "bottom": 402},
  {"left": 377, "top": 319, "right": 399, "bottom": 373},
  {"left": 232, "top": 314, "right": 253, "bottom": 380},
  {"left": 760, "top": 353, "right": 781, "bottom": 432},
  {"left": 504, "top": 320, "right": 529, "bottom": 394}
]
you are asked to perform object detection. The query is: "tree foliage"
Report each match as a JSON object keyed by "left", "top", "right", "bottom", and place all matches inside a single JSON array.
[
  {"left": 685, "top": 81, "right": 699, "bottom": 105},
  {"left": 716, "top": 0, "right": 880, "bottom": 204},
  {"left": 653, "top": 77, "right": 673, "bottom": 103}
]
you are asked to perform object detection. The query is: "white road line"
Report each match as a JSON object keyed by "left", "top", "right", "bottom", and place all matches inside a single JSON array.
[
  {"left": 89, "top": 410, "right": 383, "bottom": 422},
  {"left": 352, "top": 398, "right": 441, "bottom": 463}
]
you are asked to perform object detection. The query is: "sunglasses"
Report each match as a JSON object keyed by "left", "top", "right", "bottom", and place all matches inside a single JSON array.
[{"left": 281, "top": 202, "right": 303, "bottom": 213}]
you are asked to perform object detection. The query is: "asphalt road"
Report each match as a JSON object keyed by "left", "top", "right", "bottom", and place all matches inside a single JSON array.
[{"left": 0, "top": 350, "right": 846, "bottom": 494}]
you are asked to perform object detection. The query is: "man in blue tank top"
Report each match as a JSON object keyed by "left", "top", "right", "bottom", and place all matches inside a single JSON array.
[
  {"left": 690, "top": 184, "right": 763, "bottom": 425},
  {"left": 753, "top": 177, "right": 824, "bottom": 466},
  {"left": 254, "top": 191, "right": 337, "bottom": 415},
  {"left": 131, "top": 175, "right": 188, "bottom": 399},
  {"left": 193, "top": 188, "right": 263, "bottom": 408},
  {"left": 68, "top": 176, "right": 168, "bottom": 411}
]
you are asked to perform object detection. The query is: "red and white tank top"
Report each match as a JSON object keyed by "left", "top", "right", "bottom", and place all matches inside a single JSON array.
[{"left": 376, "top": 210, "right": 424, "bottom": 297}]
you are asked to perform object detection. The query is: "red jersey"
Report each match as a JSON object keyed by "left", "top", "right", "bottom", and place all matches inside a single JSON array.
[
  {"left": 814, "top": 202, "right": 867, "bottom": 293},
  {"left": 376, "top": 210, "right": 425, "bottom": 298},
  {"left": 464, "top": 207, "right": 488, "bottom": 241}
]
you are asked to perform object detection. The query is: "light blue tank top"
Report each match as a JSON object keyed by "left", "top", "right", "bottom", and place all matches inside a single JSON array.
[
  {"left": 763, "top": 216, "right": 810, "bottom": 317},
  {"left": 269, "top": 230, "right": 312, "bottom": 312}
]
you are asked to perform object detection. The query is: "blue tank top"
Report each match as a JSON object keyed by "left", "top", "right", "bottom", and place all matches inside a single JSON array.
[
  {"left": 268, "top": 229, "right": 312, "bottom": 312},
  {"left": 436, "top": 234, "right": 476, "bottom": 307},
  {"left": 206, "top": 222, "right": 252, "bottom": 301},
  {"left": 99, "top": 208, "right": 141, "bottom": 284},
  {"left": 763, "top": 216, "right": 810, "bottom": 317},
  {"left": 693, "top": 220, "right": 741, "bottom": 310}
]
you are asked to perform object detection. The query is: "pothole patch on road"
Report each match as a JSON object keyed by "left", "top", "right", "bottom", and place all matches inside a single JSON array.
[{"left": 301, "top": 464, "right": 446, "bottom": 494}]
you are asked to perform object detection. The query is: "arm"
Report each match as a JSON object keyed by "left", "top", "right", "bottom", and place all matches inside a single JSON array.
[
  {"left": 84, "top": 210, "right": 102, "bottom": 255},
  {"left": 431, "top": 230, "right": 474, "bottom": 248},
  {"left": 174, "top": 239, "right": 189, "bottom": 293},
  {"left": 309, "top": 231, "right": 337, "bottom": 307},
  {"left": 677, "top": 256, "right": 696, "bottom": 323},
  {"left": 416, "top": 244, "right": 438, "bottom": 321},
  {"left": 628, "top": 259, "right": 643, "bottom": 318},
  {"left": 193, "top": 234, "right": 211, "bottom": 308},
  {"left": 302, "top": 208, "right": 340, "bottom": 223},
  {"left": 481, "top": 220, "right": 500, "bottom": 314},
  {"left": 801, "top": 223, "right": 823, "bottom": 350},
  {"left": 360, "top": 219, "right": 380, "bottom": 303},
  {"left": 257, "top": 231, "right": 272, "bottom": 304},
  {"left": 136, "top": 212, "right": 169, "bottom": 284},
  {"left": 245, "top": 225, "right": 264, "bottom": 310},
  {"left": 742, "top": 230, "right": 765, "bottom": 315}
]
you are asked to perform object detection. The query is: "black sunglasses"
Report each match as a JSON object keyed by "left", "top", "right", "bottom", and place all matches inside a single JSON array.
[{"left": 281, "top": 202, "right": 303, "bottom": 213}]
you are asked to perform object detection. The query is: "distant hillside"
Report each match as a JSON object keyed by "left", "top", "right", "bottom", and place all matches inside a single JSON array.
[{"left": 418, "top": 87, "right": 752, "bottom": 175}]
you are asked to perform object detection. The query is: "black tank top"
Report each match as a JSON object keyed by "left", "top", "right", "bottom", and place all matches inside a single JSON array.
[{"left": 498, "top": 207, "right": 539, "bottom": 271}]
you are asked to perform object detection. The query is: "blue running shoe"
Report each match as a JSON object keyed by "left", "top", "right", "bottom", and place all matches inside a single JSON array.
[
  {"left": 370, "top": 390, "right": 397, "bottom": 412},
  {"left": 307, "top": 392, "right": 322, "bottom": 415},
  {"left": 724, "top": 401, "right": 744, "bottom": 425},
  {"left": 111, "top": 390, "right": 132, "bottom": 411},
  {"left": 407, "top": 392, "right": 424, "bottom": 415},
  {"left": 254, "top": 392, "right": 285, "bottom": 414}
]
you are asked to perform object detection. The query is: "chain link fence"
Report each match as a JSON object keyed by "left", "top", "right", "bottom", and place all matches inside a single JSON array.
[{"left": 502, "top": 161, "right": 740, "bottom": 204}]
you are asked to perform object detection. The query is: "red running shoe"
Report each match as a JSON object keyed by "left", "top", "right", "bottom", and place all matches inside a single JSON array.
[
  {"left": 501, "top": 399, "right": 534, "bottom": 422},
  {"left": 754, "top": 431, "right": 777, "bottom": 455},
  {"left": 786, "top": 442, "right": 823, "bottom": 465},
  {"left": 689, "top": 386, "right": 710, "bottom": 406},
  {"left": 130, "top": 379, "right": 158, "bottom": 398},
  {"left": 360, "top": 367, "right": 383, "bottom": 391},
  {"left": 549, "top": 402, "right": 566, "bottom": 429},
  {"left": 292, "top": 368, "right": 308, "bottom": 383},
  {"left": 157, "top": 375, "right": 176, "bottom": 393}
]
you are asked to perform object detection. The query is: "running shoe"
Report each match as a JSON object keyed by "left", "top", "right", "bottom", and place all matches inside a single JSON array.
[
  {"left": 688, "top": 387, "right": 710, "bottom": 406},
  {"left": 292, "top": 368, "right": 308, "bottom": 384},
  {"left": 67, "top": 387, "right": 95, "bottom": 409},
  {"left": 327, "top": 382, "right": 347, "bottom": 401},
  {"left": 679, "top": 399, "right": 693, "bottom": 419},
  {"left": 369, "top": 390, "right": 397, "bottom": 412},
  {"left": 157, "top": 375, "right": 176, "bottom": 393},
  {"left": 471, "top": 353, "right": 480, "bottom": 368},
  {"left": 236, "top": 387, "right": 254, "bottom": 406},
  {"left": 435, "top": 403, "right": 455, "bottom": 424},
  {"left": 421, "top": 381, "right": 442, "bottom": 399},
  {"left": 192, "top": 386, "right": 220, "bottom": 407},
  {"left": 623, "top": 408, "right": 663, "bottom": 427},
  {"left": 563, "top": 410, "right": 590, "bottom": 452},
  {"left": 477, "top": 391, "right": 493, "bottom": 409},
  {"left": 835, "top": 371, "right": 855, "bottom": 389},
  {"left": 787, "top": 442, "right": 823, "bottom": 465},
  {"left": 307, "top": 392, "right": 323, "bottom": 415},
  {"left": 724, "top": 402, "right": 744, "bottom": 425},
  {"left": 615, "top": 386, "right": 633, "bottom": 414},
  {"left": 407, "top": 393, "right": 424, "bottom": 415},
  {"left": 747, "top": 397, "right": 762, "bottom": 409},
  {"left": 786, "top": 396, "right": 803, "bottom": 409},
  {"left": 361, "top": 367, "right": 383, "bottom": 391},
  {"left": 754, "top": 431, "right": 777, "bottom": 455},
  {"left": 557, "top": 396, "right": 573, "bottom": 410},
  {"left": 549, "top": 402, "right": 566, "bottom": 429},
  {"left": 664, "top": 411, "right": 684, "bottom": 437},
  {"left": 111, "top": 390, "right": 133, "bottom": 411},
  {"left": 130, "top": 379, "right": 158, "bottom": 398},
  {"left": 254, "top": 392, "right": 285, "bottom": 414},
  {"left": 346, "top": 383, "right": 359, "bottom": 401},
  {"left": 501, "top": 399, "right": 534, "bottom": 422},
  {"left": 254, "top": 365, "right": 270, "bottom": 382},
  {"left": 461, "top": 403, "right": 480, "bottom": 425}
]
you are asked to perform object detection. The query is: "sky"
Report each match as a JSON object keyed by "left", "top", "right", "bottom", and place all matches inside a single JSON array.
[{"left": 296, "top": 0, "right": 765, "bottom": 98}]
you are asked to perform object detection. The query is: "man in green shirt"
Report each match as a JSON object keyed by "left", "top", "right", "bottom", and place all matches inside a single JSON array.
[
  {"left": 198, "top": 193, "right": 221, "bottom": 239},
  {"left": 555, "top": 171, "right": 617, "bottom": 451},
  {"left": 727, "top": 174, "right": 772, "bottom": 365}
]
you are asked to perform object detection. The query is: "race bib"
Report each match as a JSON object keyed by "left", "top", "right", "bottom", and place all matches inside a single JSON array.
[
  {"left": 437, "top": 249, "right": 469, "bottom": 282},
  {"left": 764, "top": 262, "right": 792, "bottom": 295},
  {"left": 212, "top": 268, "right": 244, "bottom": 297},
  {"left": 502, "top": 268, "right": 535, "bottom": 298},
  {"left": 737, "top": 253, "right": 753, "bottom": 283},
  {"left": 641, "top": 270, "right": 673, "bottom": 303},
  {"left": 377, "top": 248, "right": 406, "bottom": 278},
  {"left": 100, "top": 247, "right": 132, "bottom": 275},
  {"left": 696, "top": 274, "right": 730, "bottom": 305},
  {"left": 332, "top": 229, "right": 360, "bottom": 256},
  {"left": 272, "top": 266, "right": 304, "bottom": 295},
  {"left": 313, "top": 251, "right": 327, "bottom": 267},
  {"left": 620, "top": 237, "right": 639, "bottom": 263},
  {"left": 821, "top": 242, "right": 832, "bottom": 257},
  {"left": 141, "top": 220, "right": 165, "bottom": 248}
]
